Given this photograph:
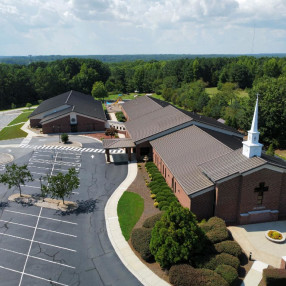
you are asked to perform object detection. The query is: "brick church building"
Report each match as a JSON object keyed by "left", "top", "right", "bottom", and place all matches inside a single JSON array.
[
  {"left": 121, "top": 95, "right": 286, "bottom": 224},
  {"left": 29, "top": 90, "right": 106, "bottom": 134}
]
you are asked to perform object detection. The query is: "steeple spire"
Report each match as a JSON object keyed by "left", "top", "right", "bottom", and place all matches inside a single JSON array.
[{"left": 242, "top": 94, "right": 263, "bottom": 158}]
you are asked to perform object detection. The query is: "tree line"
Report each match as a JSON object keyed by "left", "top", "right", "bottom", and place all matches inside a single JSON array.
[{"left": 0, "top": 56, "right": 285, "bottom": 148}]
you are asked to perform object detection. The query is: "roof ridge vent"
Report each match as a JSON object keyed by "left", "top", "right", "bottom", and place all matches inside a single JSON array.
[{"left": 65, "top": 90, "right": 73, "bottom": 104}]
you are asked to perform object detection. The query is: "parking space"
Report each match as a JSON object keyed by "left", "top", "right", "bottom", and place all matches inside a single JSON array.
[
  {"left": 0, "top": 205, "right": 78, "bottom": 285},
  {"left": 21, "top": 149, "right": 81, "bottom": 197}
]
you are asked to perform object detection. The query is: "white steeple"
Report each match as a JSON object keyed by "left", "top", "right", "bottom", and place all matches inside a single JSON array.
[{"left": 242, "top": 94, "right": 263, "bottom": 158}]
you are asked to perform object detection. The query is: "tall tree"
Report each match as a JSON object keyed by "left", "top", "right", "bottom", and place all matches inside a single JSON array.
[{"left": 91, "top": 81, "right": 108, "bottom": 100}]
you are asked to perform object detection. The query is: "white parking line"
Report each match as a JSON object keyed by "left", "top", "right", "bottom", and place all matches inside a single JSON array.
[
  {"left": 19, "top": 207, "right": 42, "bottom": 286},
  {"left": 4, "top": 210, "right": 78, "bottom": 225},
  {"left": 0, "top": 265, "right": 68, "bottom": 286},
  {"left": 0, "top": 232, "right": 76, "bottom": 252},
  {"left": 0, "top": 220, "right": 77, "bottom": 237},
  {"left": 20, "top": 185, "right": 40, "bottom": 189},
  {"left": 0, "top": 247, "right": 75, "bottom": 269}
]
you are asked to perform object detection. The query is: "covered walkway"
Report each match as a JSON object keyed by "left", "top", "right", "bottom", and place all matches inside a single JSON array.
[{"left": 102, "top": 138, "right": 136, "bottom": 163}]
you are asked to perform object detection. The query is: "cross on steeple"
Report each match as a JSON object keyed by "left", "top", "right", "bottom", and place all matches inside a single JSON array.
[{"left": 254, "top": 182, "right": 269, "bottom": 205}]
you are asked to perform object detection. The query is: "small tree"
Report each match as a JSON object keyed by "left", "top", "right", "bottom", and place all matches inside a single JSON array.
[
  {"left": 0, "top": 164, "right": 33, "bottom": 197},
  {"left": 26, "top": 103, "right": 32, "bottom": 110},
  {"left": 266, "top": 143, "right": 275, "bottom": 156},
  {"left": 42, "top": 168, "right": 79, "bottom": 204},
  {"left": 61, "top": 133, "right": 69, "bottom": 144},
  {"left": 150, "top": 203, "right": 206, "bottom": 269},
  {"left": 105, "top": 127, "right": 118, "bottom": 138},
  {"left": 11, "top": 103, "right": 16, "bottom": 109},
  {"left": 91, "top": 81, "right": 108, "bottom": 100}
]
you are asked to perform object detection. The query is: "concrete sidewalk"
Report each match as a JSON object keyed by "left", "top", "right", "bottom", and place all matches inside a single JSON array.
[
  {"left": 241, "top": 261, "right": 268, "bottom": 286},
  {"left": 105, "top": 161, "right": 170, "bottom": 286}
]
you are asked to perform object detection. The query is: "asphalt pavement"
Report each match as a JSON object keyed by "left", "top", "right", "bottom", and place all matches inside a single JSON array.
[{"left": 0, "top": 137, "right": 142, "bottom": 286}]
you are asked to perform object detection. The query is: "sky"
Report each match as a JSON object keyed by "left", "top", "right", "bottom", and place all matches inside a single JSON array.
[{"left": 0, "top": 0, "right": 286, "bottom": 56}]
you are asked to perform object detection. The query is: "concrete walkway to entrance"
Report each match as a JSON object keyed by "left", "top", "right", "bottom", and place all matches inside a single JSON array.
[
  {"left": 229, "top": 221, "right": 286, "bottom": 268},
  {"left": 105, "top": 161, "right": 170, "bottom": 286},
  {"left": 241, "top": 261, "right": 268, "bottom": 286}
]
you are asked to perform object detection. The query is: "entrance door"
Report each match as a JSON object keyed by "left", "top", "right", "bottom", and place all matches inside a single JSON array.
[{"left": 71, "top": 124, "right": 77, "bottom": 133}]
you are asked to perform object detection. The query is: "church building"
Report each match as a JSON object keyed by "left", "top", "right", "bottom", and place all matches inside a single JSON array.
[{"left": 121, "top": 95, "right": 286, "bottom": 224}]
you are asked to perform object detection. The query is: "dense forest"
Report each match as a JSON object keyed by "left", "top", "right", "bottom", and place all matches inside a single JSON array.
[{"left": 0, "top": 56, "right": 285, "bottom": 148}]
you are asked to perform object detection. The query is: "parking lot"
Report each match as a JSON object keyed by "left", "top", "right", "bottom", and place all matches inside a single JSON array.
[
  {"left": 0, "top": 144, "right": 141, "bottom": 285},
  {"left": 20, "top": 149, "right": 81, "bottom": 198},
  {"left": 0, "top": 149, "right": 82, "bottom": 285}
]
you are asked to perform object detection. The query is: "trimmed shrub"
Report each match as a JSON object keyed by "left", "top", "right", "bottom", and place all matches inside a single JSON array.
[
  {"left": 143, "top": 213, "right": 163, "bottom": 228},
  {"left": 169, "top": 264, "right": 197, "bottom": 286},
  {"left": 169, "top": 265, "right": 228, "bottom": 286},
  {"left": 61, "top": 133, "right": 69, "bottom": 144},
  {"left": 262, "top": 269, "right": 286, "bottom": 286},
  {"left": 207, "top": 217, "right": 226, "bottom": 228},
  {"left": 194, "top": 253, "right": 240, "bottom": 270},
  {"left": 131, "top": 228, "right": 154, "bottom": 262},
  {"left": 214, "top": 241, "right": 242, "bottom": 257},
  {"left": 161, "top": 205, "right": 170, "bottom": 211},
  {"left": 206, "top": 227, "right": 229, "bottom": 244},
  {"left": 215, "top": 264, "right": 238, "bottom": 286},
  {"left": 150, "top": 194, "right": 156, "bottom": 199},
  {"left": 154, "top": 202, "right": 159, "bottom": 207},
  {"left": 158, "top": 201, "right": 169, "bottom": 210}
]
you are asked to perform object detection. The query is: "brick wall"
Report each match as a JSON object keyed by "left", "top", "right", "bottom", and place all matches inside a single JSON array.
[
  {"left": 153, "top": 149, "right": 191, "bottom": 209},
  {"left": 42, "top": 114, "right": 105, "bottom": 134},
  {"left": 76, "top": 115, "right": 105, "bottom": 132},
  {"left": 239, "top": 168, "right": 283, "bottom": 215},
  {"left": 30, "top": 118, "right": 41, "bottom": 128},
  {"left": 279, "top": 172, "right": 286, "bottom": 219},
  {"left": 42, "top": 115, "right": 71, "bottom": 134},
  {"left": 215, "top": 176, "right": 241, "bottom": 223},
  {"left": 191, "top": 190, "right": 215, "bottom": 221}
]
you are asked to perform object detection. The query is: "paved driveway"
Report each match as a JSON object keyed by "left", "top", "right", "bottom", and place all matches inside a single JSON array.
[{"left": 0, "top": 139, "right": 141, "bottom": 285}]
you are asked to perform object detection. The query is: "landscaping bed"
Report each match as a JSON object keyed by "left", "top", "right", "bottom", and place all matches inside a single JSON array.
[{"left": 126, "top": 162, "right": 252, "bottom": 285}]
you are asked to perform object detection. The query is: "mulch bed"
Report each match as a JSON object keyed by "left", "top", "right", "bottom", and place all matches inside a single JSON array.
[
  {"left": 126, "top": 162, "right": 169, "bottom": 282},
  {"left": 83, "top": 133, "right": 114, "bottom": 140}
]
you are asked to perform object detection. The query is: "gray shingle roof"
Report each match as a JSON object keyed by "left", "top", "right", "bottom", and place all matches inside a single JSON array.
[
  {"left": 199, "top": 148, "right": 266, "bottom": 182},
  {"left": 122, "top": 96, "right": 163, "bottom": 120},
  {"left": 150, "top": 125, "right": 233, "bottom": 195},
  {"left": 30, "top": 90, "right": 106, "bottom": 122},
  {"left": 102, "top": 138, "right": 135, "bottom": 149},
  {"left": 40, "top": 106, "right": 73, "bottom": 124},
  {"left": 125, "top": 105, "right": 192, "bottom": 143}
]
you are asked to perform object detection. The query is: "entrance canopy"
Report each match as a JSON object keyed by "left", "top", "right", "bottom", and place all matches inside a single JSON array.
[{"left": 102, "top": 138, "right": 135, "bottom": 149}]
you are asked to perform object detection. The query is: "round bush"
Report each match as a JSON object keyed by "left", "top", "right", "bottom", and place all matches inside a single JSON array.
[
  {"left": 154, "top": 202, "right": 159, "bottom": 208},
  {"left": 195, "top": 268, "right": 228, "bottom": 286},
  {"left": 194, "top": 253, "right": 240, "bottom": 270},
  {"left": 207, "top": 217, "right": 226, "bottom": 228},
  {"left": 215, "top": 264, "right": 238, "bottom": 285},
  {"left": 206, "top": 227, "right": 229, "bottom": 244},
  {"left": 169, "top": 264, "right": 197, "bottom": 286},
  {"left": 214, "top": 241, "right": 242, "bottom": 257},
  {"left": 143, "top": 213, "right": 163, "bottom": 228},
  {"left": 161, "top": 205, "right": 170, "bottom": 211},
  {"left": 150, "top": 194, "right": 156, "bottom": 199},
  {"left": 131, "top": 228, "right": 154, "bottom": 262}
]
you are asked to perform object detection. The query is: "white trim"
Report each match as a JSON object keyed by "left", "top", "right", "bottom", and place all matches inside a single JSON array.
[
  {"left": 241, "top": 164, "right": 285, "bottom": 177},
  {"left": 191, "top": 121, "right": 244, "bottom": 138}
]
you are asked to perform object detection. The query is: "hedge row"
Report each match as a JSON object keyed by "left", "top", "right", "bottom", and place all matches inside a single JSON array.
[
  {"left": 131, "top": 227, "right": 153, "bottom": 262},
  {"left": 115, "top": 111, "right": 126, "bottom": 122},
  {"left": 261, "top": 269, "right": 286, "bottom": 286},
  {"left": 200, "top": 216, "right": 229, "bottom": 244},
  {"left": 145, "top": 162, "right": 179, "bottom": 211},
  {"left": 169, "top": 264, "right": 228, "bottom": 286},
  {"left": 193, "top": 253, "right": 240, "bottom": 271}
]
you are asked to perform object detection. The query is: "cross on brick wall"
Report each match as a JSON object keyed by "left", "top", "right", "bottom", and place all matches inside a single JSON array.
[{"left": 254, "top": 182, "right": 269, "bottom": 205}]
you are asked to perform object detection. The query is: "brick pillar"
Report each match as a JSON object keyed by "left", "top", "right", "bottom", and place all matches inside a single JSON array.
[
  {"left": 280, "top": 256, "right": 286, "bottom": 269},
  {"left": 127, "top": 148, "right": 132, "bottom": 162},
  {"left": 106, "top": 149, "right": 110, "bottom": 163}
]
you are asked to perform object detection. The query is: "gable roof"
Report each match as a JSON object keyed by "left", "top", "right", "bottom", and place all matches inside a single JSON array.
[
  {"left": 124, "top": 105, "right": 192, "bottom": 143},
  {"left": 102, "top": 138, "right": 135, "bottom": 149},
  {"left": 30, "top": 90, "right": 106, "bottom": 122},
  {"left": 122, "top": 96, "right": 163, "bottom": 120}
]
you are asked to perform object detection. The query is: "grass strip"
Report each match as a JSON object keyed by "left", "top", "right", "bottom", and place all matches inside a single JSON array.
[
  {"left": 0, "top": 124, "right": 27, "bottom": 140},
  {"left": 117, "top": 191, "right": 144, "bottom": 241},
  {"left": 7, "top": 110, "right": 34, "bottom": 126}
]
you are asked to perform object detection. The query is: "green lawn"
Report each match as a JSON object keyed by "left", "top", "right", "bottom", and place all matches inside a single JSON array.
[
  {"left": 117, "top": 191, "right": 144, "bottom": 241},
  {"left": 206, "top": 87, "right": 249, "bottom": 98},
  {"left": 8, "top": 110, "right": 34, "bottom": 126},
  {"left": 0, "top": 124, "right": 27, "bottom": 140},
  {"left": 275, "top": 150, "right": 286, "bottom": 160}
]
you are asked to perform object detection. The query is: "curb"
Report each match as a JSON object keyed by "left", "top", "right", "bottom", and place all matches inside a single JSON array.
[{"left": 105, "top": 161, "right": 170, "bottom": 286}]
